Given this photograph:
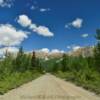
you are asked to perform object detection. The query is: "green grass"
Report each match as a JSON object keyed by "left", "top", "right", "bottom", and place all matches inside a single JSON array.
[
  {"left": 0, "top": 70, "right": 42, "bottom": 95},
  {"left": 54, "top": 71, "right": 100, "bottom": 96}
]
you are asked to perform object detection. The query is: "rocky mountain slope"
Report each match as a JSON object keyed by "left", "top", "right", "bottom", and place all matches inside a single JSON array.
[
  {"left": 28, "top": 46, "right": 94, "bottom": 59},
  {"left": 68, "top": 47, "right": 94, "bottom": 57}
]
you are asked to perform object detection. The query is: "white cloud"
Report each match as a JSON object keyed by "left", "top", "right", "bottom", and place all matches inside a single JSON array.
[
  {"left": 72, "top": 46, "right": 81, "bottom": 51},
  {"left": 60, "top": 50, "right": 65, "bottom": 53},
  {"left": 0, "top": 24, "right": 29, "bottom": 46},
  {"left": 0, "top": 0, "right": 14, "bottom": 8},
  {"left": 81, "top": 34, "right": 89, "bottom": 38},
  {"left": 29, "top": 3, "right": 50, "bottom": 12},
  {"left": 17, "top": 15, "right": 32, "bottom": 27},
  {"left": 17, "top": 14, "right": 54, "bottom": 37},
  {"left": 38, "top": 48, "right": 50, "bottom": 53},
  {"left": 0, "top": 47, "right": 18, "bottom": 56},
  {"left": 67, "top": 46, "right": 71, "bottom": 49},
  {"left": 33, "top": 26, "right": 54, "bottom": 37},
  {"left": 67, "top": 45, "right": 81, "bottom": 51},
  {"left": 29, "top": 24, "right": 37, "bottom": 29},
  {"left": 72, "top": 18, "right": 83, "bottom": 28},
  {"left": 36, "top": 48, "right": 64, "bottom": 54},
  {"left": 0, "top": 0, "right": 3, "bottom": 4},
  {"left": 40, "top": 8, "right": 50, "bottom": 12},
  {"left": 6, "top": 47, "right": 18, "bottom": 53},
  {"left": 51, "top": 49, "right": 64, "bottom": 54},
  {"left": 65, "top": 18, "right": 83, "bottom": 29}
]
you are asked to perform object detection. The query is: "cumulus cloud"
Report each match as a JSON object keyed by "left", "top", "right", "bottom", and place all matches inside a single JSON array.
[
  {"left": 72, "top": 46, "right": 81, "bottom": 51},
  {"left": 37, "top": 48, "right": 50, "bottom": 53},
  {"left": 81, "top": 34, "right": 89, "bottom": 38},
  {"left": 36, "top": 48, "right": 64, "bottom": 54},
  {"left": 29, "top": 24, "right": 37, "bottom": 29},
  {"left": 51, "top": 49, "right": 64, "bottom": 54},
  {"left": 65, "top": 18, "right": 83, "bottom": 29},
  {"left": 67, "top": 45, "right": 81, "bottom": 51},
  {"left": 71, "top": 18, "right": 83, "bottom": 28},
  {"left": 0, "top": 0, "right": 4, "bottom": 4},
  {"left": 17, "top": 15, "right": 32, "bottom": 27},
  {"left": 0, "top": 24, "right": 29, "bottom": 46},
  {"left": 0, "top": 0, "right": 14, "bottom": 8},
  {"left": 32, "top": 26, "right": 54, "bottom": 37},
  {"left": 67, "top": 46, "right": 71, "bottom": 49},
  {"left": 40, "top": 8, "right": 51, "bottom": 12},
  {"left": 17, "top": 14, "right": 54, "bottom": 37},
  {"left": 0, "top": 47, "right": 18, "bottom": 56}
]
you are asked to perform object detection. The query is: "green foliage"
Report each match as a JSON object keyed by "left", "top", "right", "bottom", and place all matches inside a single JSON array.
[
  {"left": 53, "top": 55, "right": 100, "bottom": 95},
  {"left": 31, "top": 51, "right": 37, "bottom": 70},
  {"left": 0, "top": 71, "right": 42, "bottom": 94},
  {"left": 94, "top": 29, "right": 100, "bottom": 72},
  {"left": 52, "top": 62, "right": 59, "bottom": 72},
  {"left": 31, "top": 51, "right": 43, "bottom": 72},
  {"left": 0, "top": 47, "right": 43, "bottom": 94},
  {"left": 96, "top": 29, "right": 100, "bottom": 40},
  {"left": 14, "top": 47, "right": 25, "bottom": 72},
  {"left": 41, "top": 58, "right": 61, "bottom": 72},
  {"left": 61, "top": 54, "right": 69, "bottom": 72},
  {"left": 0, "top": 54, "right": 14, "bottom": 79}
]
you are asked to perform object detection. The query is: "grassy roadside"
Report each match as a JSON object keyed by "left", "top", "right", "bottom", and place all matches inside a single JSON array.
[
  {"left": 0, "top": 70, "right": 43, "bottom": 95},
  {"left": 54, "top": 71, "right": 100, "bottom": 96}
]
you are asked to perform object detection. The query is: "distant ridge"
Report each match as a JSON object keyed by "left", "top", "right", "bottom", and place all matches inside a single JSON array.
[
  {"left": 68, "top": 46, "right": 94, "bottom": 57},
  {"left": 27, "top": 46, "right": 94, "bottom": 59}
]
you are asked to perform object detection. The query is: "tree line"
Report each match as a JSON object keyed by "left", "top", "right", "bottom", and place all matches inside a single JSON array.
[
  {"left": 0, "top": 47, "right": 43, "bottom": 77},
  {"left": 0, "top": 47, "right": 43, "bottom": 94},
  {"left": 49, "top": 29, "right": 100, "bottom": 94}
]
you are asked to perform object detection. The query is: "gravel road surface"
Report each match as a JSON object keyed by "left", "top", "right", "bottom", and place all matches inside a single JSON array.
[{"left": 0, "top": 73, "right": 100, "bottom": 100}]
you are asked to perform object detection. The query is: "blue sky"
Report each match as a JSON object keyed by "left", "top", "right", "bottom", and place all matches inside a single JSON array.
[{"left": 0, "top": 0, "right": 100, "bottom": 53}]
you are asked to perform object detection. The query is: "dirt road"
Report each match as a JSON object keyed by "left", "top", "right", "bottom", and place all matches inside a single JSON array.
[{"left": 0, "top": 73, "right": 100, "bottom": 100}]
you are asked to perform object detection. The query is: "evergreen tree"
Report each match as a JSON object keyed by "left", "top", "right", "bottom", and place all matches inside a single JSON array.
[
  {"left": 52, "top": 62, "right": 59, "bottom": 72},
  {"left": 15, "top": 47, "right": 24, "bottom": 72},
  {"left": 61, "top": 54, "right": 69, "bottom": 72},
  {"left": 36, "top": 59, "right": 43, "bottom": 72},
  {"left": 94, "top": 29, "right": 100, "bottom": 71},
  {"left": 31, "top": 51, "right": 37, "bottom": 70}
]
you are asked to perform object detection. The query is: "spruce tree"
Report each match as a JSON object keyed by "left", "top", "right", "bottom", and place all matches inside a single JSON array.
[
  {"left": 52, "top": 62, "right": 58, "bottom": 72},
  {"left": 31, "top": 51, "right": 37, "bottom": 70},
  {"left": 94, "top": 29, "right": 100, "bottom": 71},
  {"left": 61, "top": 54, "right": 68, "bottom": 72},
  {"left": 15, "top": 46, "right": 24, "bottom": 72}
]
